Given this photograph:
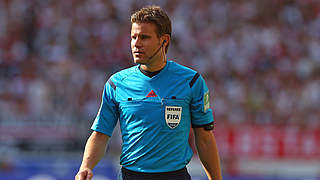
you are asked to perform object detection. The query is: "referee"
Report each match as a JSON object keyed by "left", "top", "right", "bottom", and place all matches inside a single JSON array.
[{"left": 75, "top": 5, "right": 222, "bottom": 180}]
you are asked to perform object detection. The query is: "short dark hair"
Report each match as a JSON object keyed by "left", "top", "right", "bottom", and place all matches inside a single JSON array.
[{"left": 131, "top": 5, "right": 171, "bottom": 53}]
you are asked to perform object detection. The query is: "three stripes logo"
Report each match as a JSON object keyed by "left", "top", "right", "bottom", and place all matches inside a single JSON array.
[{"left": 146, "top": 90, "right": 157, "bottom": 97}]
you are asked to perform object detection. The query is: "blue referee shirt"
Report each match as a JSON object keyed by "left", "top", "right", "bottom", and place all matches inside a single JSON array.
[{"left": 92, "top": 61, "right": 214, "bottom": 173}]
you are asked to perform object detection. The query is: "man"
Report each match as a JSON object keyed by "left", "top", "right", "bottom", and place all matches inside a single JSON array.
[{"left": 75, "top": 5, "right": 222, "bottom": 180}]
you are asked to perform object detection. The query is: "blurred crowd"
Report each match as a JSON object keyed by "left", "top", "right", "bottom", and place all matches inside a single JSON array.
[{"left": 0, "top": 0, "right": 320, "bottom": 150}]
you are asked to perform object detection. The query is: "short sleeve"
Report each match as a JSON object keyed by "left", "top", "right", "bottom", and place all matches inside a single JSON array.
[
  {"left": 91, "top": 78, "right": 119, "bottom": 137},
  {"left": 190, "top": 74, "right": 214, "bottom": 127}
]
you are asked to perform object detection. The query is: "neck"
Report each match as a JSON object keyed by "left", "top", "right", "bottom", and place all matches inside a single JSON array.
[{"left": 140, "top": 56, "right": 167, "bottom": 72}]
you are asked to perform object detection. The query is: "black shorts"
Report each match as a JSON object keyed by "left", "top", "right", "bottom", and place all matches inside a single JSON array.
[{"left": 118, "top": 167, "right": 191, "bottom": 180}]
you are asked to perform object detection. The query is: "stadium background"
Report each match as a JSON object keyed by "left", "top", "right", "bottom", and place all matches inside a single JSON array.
[{"left": 0, "top": 0, "right": 320, "bottom": 179}]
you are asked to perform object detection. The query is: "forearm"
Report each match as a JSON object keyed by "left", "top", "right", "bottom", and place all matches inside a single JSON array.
[
  {"left": 79, "top": 131, "right": 109, "bottom": 170},
  {"left": 194, "top": 129, "right": 222, "bottom": 180}
]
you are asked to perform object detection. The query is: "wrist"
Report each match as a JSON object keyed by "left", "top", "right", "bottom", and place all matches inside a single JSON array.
[{"left": 79, "top": 164, "right": 92, "bottom": 171}]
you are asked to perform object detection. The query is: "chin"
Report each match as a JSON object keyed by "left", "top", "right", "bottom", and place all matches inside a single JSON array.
[{"left": 134, "top": 58, "right": 147, "bottom": 64}]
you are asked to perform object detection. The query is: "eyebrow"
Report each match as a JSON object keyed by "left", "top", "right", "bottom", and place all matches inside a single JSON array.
[{"left": 131, "top": 33, "right": 152, "bottom": 39}]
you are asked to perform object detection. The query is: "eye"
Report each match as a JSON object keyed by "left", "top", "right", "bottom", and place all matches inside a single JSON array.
[
  {"left": 131, "top": 35, "right": 137, "bottom": 40},
  {"left": 140, "top": 35, "right": 150, "bottom": 40}
]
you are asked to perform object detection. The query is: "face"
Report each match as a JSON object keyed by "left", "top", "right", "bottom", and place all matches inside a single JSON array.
[{"left": 131, "top": 22, "right": 162, "bottom": 65}]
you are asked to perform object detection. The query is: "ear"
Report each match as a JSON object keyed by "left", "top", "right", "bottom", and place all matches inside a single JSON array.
[{"left": 160, "top": 34, "right": 170, "bottom": 46}]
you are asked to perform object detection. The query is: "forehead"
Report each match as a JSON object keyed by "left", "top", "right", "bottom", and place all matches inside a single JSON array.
[{"left": 131, "top": 23, "right": 158, "bottom": 36}]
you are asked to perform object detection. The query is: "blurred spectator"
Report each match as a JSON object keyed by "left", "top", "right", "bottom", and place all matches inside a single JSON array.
[{"left": 0, "top": 0, "right": 319, "bottom": 152}]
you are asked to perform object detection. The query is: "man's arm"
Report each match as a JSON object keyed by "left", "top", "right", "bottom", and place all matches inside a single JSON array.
[
  {"left": 193, "top": 127, "right": 222, "bottom": 180},
  {"left": 75, "top": 131, "right": 110, "bottom": 180}
]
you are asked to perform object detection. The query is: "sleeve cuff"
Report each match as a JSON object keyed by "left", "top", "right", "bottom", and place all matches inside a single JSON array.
[{"left": 192, "top": 122, "right": 215, "bottom": 130}]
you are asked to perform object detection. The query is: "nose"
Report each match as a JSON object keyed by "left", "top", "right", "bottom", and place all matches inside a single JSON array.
[{"left": 132, "top": 38, "right": 142, "bottom": 48}]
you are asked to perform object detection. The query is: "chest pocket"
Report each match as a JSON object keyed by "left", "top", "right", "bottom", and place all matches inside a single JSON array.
[
  {"left": 119, "top": 98, "right": 190, "bottom": 133},
  {"left": 119, "top": 99, "right": 162, "bottom": 132},
  {"left": 160, "top": 98, "right": 190, "bottom": 132}
]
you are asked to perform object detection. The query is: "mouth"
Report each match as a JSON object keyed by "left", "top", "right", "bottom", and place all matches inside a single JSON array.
[{"left": 133, "top": 50, "right": 144, "bottom": 55}]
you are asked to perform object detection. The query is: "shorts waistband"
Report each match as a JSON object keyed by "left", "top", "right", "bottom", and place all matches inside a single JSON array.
[{"left": 121, "top": 166, "right": 188, "bottom": 177}]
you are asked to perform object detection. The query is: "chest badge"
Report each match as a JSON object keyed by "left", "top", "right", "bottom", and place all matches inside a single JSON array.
[{"left": 165, "top": 106, "right": 182, "bottom": 129}]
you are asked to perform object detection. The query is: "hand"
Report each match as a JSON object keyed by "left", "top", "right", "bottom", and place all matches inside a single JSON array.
[{"left": 75, "top": 168, "right": 93, "bottom": 180}]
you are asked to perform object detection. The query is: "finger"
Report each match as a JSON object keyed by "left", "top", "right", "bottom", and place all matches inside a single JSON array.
[
  {"left": 79, "top": 174, "right": 85, "bottom": 180},
  {"left": 86, "top": 171, "right": 93, "bottom": 180},
  {"left": 76, "top": 171, "right": 86, "bottom": 180}
]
